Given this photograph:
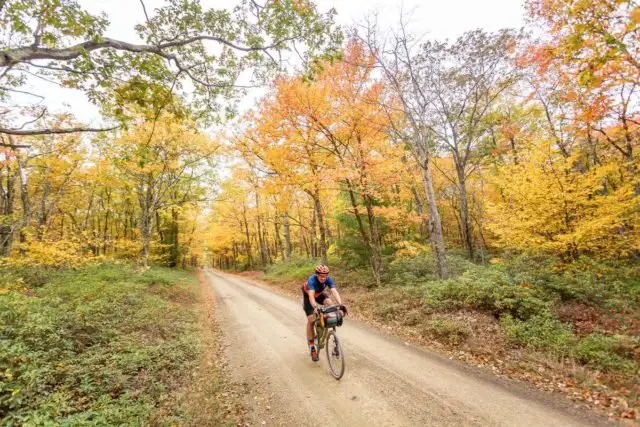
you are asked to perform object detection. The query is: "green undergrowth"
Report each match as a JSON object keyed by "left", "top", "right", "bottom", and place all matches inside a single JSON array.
[{"left": 0, "top": 262, "right": 226, "bottom": 425}]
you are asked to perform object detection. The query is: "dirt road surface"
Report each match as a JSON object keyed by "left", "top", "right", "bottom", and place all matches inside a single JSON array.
[{"left": 205, "top": 269, "right": 605, "bottom": 427}]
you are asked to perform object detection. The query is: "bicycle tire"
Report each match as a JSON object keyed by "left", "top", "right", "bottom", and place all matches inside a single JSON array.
[
  {"left": 325, "top": 330, "right": 345, "bottom": 380},
  {"left": 315, "top": 323, "right": 325, "bottom": 349}
]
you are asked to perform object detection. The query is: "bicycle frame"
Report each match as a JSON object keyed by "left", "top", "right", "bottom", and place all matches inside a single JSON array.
[
  {"left": 313, "top": 304, "right": 346, "bottom": 380},
  {"left": 314, "top": 305, "right": 341, "bottom": 349}
]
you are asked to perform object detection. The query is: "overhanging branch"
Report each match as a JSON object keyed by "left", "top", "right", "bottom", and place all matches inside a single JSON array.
[
  {"left": 1, "top": 35, "right": 292, "bottom": 67},
  {"left": 0, "top": 125, "right": 120, "bottom": 136}
]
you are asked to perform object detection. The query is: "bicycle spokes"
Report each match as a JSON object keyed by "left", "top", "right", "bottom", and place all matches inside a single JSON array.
[{"left": 325, "top": 330, "right": 345, "bottom": 380}]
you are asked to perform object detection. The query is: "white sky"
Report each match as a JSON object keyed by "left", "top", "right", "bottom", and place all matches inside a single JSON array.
[{"left": 13, "top": 0, "right": 525, "bottom": 127}]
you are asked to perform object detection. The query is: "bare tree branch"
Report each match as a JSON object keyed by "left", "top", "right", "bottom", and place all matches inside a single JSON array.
[
  {"left": 0, "top": 64, "right": 12, "bottom": 81},
  {"left": 139, "top": 0, "right": 151, "bottom": 24},
  {"left": 15, "top": 107, "right": 47, "bottom": 129},
  {"left": 1, "top": 34, "right": 295, "bottom": 67},
  {"left": 0, "top": 125, "right": 119, "bottom": 136},
  {"left": 0, "top": 86, "right": 45, "bottom": 100}
]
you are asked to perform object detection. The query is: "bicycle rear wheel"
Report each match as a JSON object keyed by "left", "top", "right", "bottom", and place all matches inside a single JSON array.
[{"left": 325, "top": 330, "right": 345, "bottom": 380}]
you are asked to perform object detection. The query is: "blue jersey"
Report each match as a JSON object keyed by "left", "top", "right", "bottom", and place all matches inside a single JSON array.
[{"left": 303, "top": 274, "right": 335, "bottom": 295}]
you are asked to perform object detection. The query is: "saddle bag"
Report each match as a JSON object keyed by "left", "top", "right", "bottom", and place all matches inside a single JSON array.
[{"left": 323, "top": 310, "right": 343, "bottom": 327}]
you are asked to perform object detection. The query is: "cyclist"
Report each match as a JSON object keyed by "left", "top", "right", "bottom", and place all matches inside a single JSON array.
[{"left": 302, "top": 264, "right": 346, "bottom": 362}]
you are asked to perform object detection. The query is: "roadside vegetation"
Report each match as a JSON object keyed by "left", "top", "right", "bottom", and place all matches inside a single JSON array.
[
  {"left": 256, "top": 253, "right": 639, "bottom": 420},
  {"left": 1, "top": 0, "right": 638, "bottom": 423},
  {"left": 0, "top": 263, "right": 239, "bottom": 425}
]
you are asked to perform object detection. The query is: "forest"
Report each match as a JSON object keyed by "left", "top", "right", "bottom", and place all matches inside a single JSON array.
[{"left": 1, "top": 0, "right": 638, "bottom": 423}]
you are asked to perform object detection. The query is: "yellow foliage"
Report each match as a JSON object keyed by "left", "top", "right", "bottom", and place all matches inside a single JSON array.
[
  {"left": 394, "top": 241, "right": 430, "bottom": 259},
  {"left": 5, "top": 237, "right": 94, "bottom": 268},
  {"left": 487, "top": 139, "right": 639, "bottom": 258}
]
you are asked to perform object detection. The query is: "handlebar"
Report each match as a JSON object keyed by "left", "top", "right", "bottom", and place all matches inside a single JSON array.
[{"left": 317, "top": 304, "right": 348, "bottom": 315}]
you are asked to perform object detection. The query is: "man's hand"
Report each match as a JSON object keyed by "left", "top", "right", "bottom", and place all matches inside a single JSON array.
[{"left": 340, "top": 304, "right": 348, "bottom": 315}]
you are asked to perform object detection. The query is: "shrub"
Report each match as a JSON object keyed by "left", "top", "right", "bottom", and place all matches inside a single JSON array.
[
  {"left": 0, "top": 264, "right": 202, "bottom": 423},
  {"left": 386, "top": 255, "right": 438, "bottom": 285},
  {"left": 385, "top": 252, "right": 477, "bottom": 286},
  {"left": 420, "top": 316, "right": 471, "bottom": 346},
  {"left": 574, "top": 333, "right": 638, "bottom": 373},
  {"left": 328, "top": 236, "right": 370, "bottom": 269},
  {"left": 422, "top": 267, "right": 551, "bottom": 320},
  {"left": 4, "top": 237, "right": 94, "bottom": 269},
  {"left": 501, "top": 315, "right": 639, "bottom": 373},
  {"left": 264, "top": 257, "right": 319, "bottom": 281},
  {"left": 501, "top": 313, "right": 575, "bottom": 355}
]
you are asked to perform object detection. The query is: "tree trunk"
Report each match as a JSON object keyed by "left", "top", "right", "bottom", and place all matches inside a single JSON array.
[
  {"left": 363, "top": 194, "right": 382, "bottom": 286},
  {"left": 283, "top": 212, "right": 292, "bottom": 259},
  {"left": 255, "top": 193, "right": 268, "bottom": 266},
  {"left": 345, "top": 180, "right": 368, "bottom": 246},
  {"left": 170, "top": 207, "right": 179, "bottom": 267},
  {"left": 310, "top": 206, "right": 317, "bottom": 258},
  {"left": 16, "top": 153, "right": 31, "bottom": 244},
  {"left": 455, "top": 165, "right": 474, "bottom": 260},
  {"left": 139, "top": 176, "right": 155, "bottom": 268},
  {"left": 0, "top": 162, "right": 16, "bottom": 257},
  {"left": 311, "top": 189, "right": 328, "bottom": 265},
  {"left": 345, "top": 179, "right": 382, "bottom": 284},
  {"left": 232, "top": 240, "right": 239, "bottom": 269},
  {"left": 103, "top": 207, "right": 110, "bottom": 256},
  {"left": 140, "top": 205, "right": 154, "bottom": 268},
  {"left": 274, "top": 214, "right": 284, "bottom": 261},
  {"left": 411, "top": 186, "right": 428, "bottom": 242},
  {"left": 421, "top": 160, "right": 449, "bottom": 279},
  {"left": 242, "top": 211, "right": 253, "bottom": 268}
]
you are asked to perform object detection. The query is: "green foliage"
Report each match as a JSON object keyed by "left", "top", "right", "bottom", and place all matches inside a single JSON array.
[
  {"left": 501, "top": 315, "right": 639, "bottom": 373},
  {"left": 498, "top": 254, "right": 640, "bottom": 313},
  {"left": 501, "top": 314, "right": 575, "bottom": 355},
  {"left": 386, "top": 255, "right": 439, "bottom": 284},
  {"left": 573, "top": 334, "right": 638, "bottom": 373},
  {"left": 329, "top": 235, "right": 371, "bottom": 269},
  {"left": 0, "top": 263, "right": 202, "bottom": 423},
  {"left": 422, "top": 266, "right": 551, "bottom": 320},
  {"left": 2, "top": 0, "right": 343, "bottom": 123},
  {"left": 419, "top": 316, "right": 471, "bottom": 346},
  {"left": 264, "top": 256, "right": 319, "bottom": 281},
  {"left": 385, "top": 252, "right": 477, "bottom": 286}
]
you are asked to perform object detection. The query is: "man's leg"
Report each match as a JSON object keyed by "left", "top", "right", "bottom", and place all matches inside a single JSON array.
[
  {"left": 306, "top": 314, "right": 315, "bottom": 341},
  {"left": 303, "top": 291, "right": 320, "bottom": 362},
  {"left": 307, "top": 314, "right": 319, "bottom": 361}
]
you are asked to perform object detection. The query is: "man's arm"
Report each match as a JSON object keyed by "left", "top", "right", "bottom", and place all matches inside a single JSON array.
[
  {"left": 307, "top": 290, "right": 319, "bottom": 310},
  {"left": 330, "top": 287, "right": 343, "bottom": 305}
]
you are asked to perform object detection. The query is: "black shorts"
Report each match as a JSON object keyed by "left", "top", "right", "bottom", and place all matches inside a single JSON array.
[{"left": 302, "top": 288, "right": 329, "bottom": 316}]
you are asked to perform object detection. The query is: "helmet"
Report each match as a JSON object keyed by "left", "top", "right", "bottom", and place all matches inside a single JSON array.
[{"left": 314, "top": 264, "right": 330, "bottom": 274}]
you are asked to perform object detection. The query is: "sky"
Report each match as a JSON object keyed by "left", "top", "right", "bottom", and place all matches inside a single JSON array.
[{"left": 12, "top": 0, "right": 526, "bottom": 127}]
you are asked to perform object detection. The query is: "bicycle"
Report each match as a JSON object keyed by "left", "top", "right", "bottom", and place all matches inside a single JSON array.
[{"left": 314, "top": 304, "right": 347, "bottom": 380}]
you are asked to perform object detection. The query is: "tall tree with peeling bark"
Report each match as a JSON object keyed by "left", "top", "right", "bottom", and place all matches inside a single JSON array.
[
  {"left": 408, "top": 29, "right": 518, "bottom": 261},
  {"left": 360, "top": 16, "right": 451, "bottom": 278}
]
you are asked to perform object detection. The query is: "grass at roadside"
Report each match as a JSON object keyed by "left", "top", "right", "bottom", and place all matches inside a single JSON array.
[
  {"left": 0, "top": 263, "right": 240, "bottom": 425},
  {"left": 257, "top": 255, "right": 639, "bottom": 421}
]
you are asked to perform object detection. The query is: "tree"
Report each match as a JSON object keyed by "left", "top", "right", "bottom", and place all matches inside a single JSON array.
[
  {"left": 0, "top": 0, "right": 342, "bottom": 135},
  {"left": 107, "top": 114, "right": 217, "bottom": 267},
  {"left": 409, "top": 29, "right": 517, "bottom": 260},
  {"left": 236, "top": 40, "right": 409, "bottom": 283},
  {"left": 525, "top": 0, "right": 640, "bottom": 195},
  {"left": 360, "top": 16, "right": 450, "bottom": 278},
  {"left": 236, "top": 77, "right": 335, "bottom": 265}
]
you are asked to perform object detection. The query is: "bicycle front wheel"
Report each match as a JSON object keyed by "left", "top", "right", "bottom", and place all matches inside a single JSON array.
[{"left": 326, "top": 330, "right": 345, "bottom": 380}]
